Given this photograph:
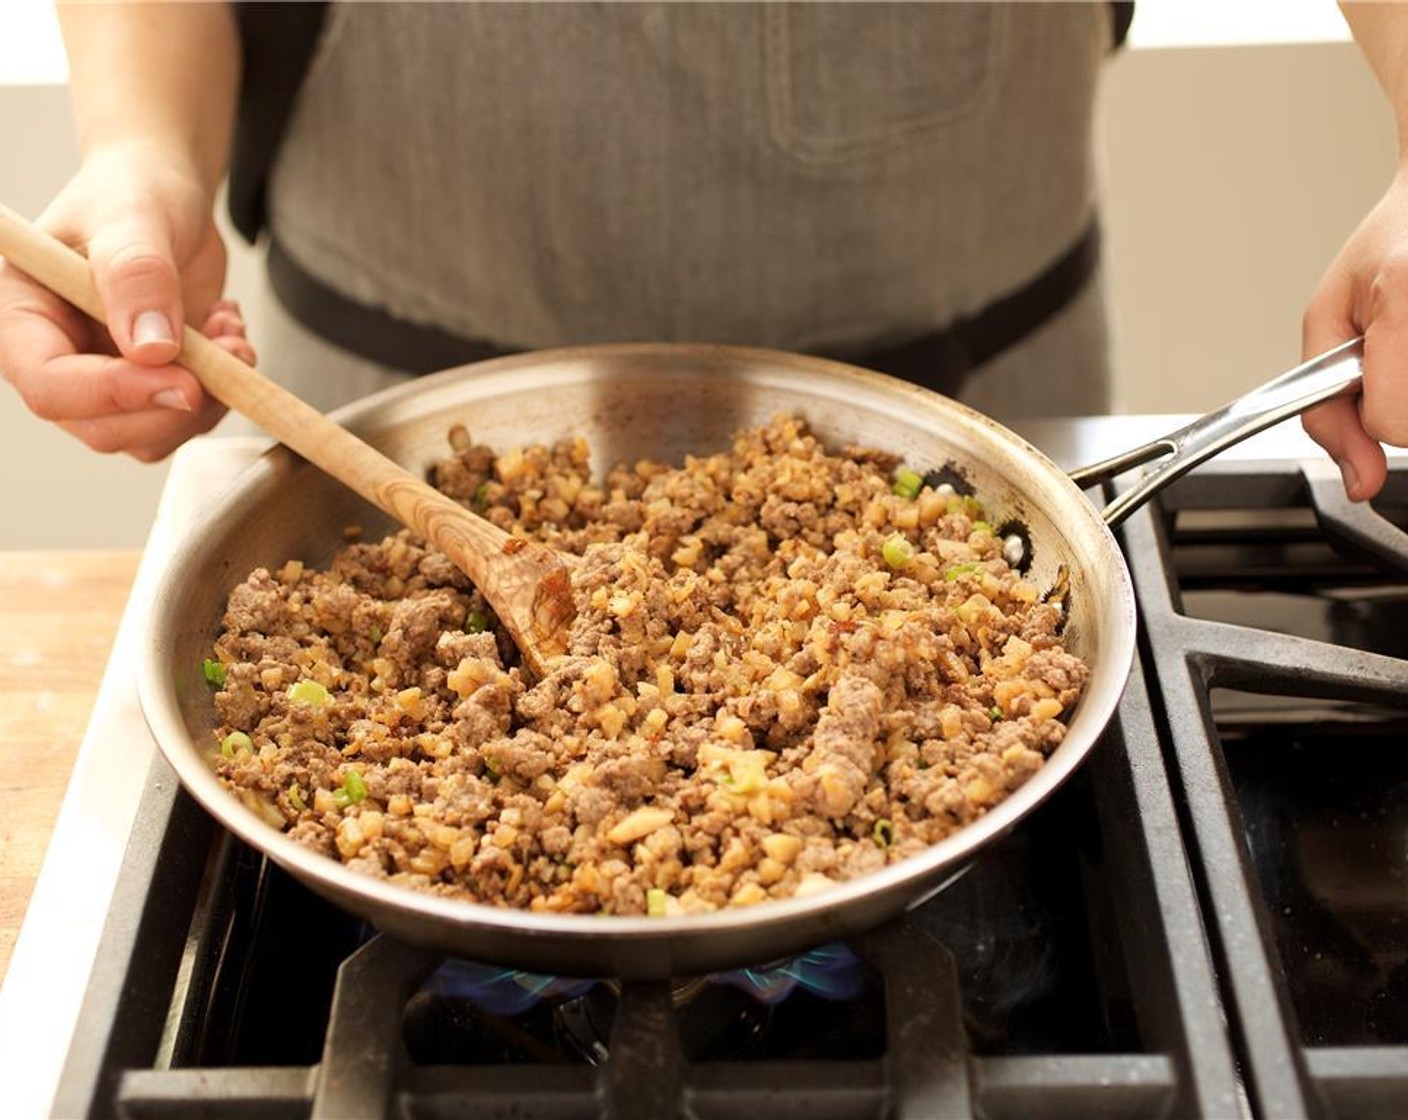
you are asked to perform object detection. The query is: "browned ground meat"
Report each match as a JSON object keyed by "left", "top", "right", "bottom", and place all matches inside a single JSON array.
[{"left": 209, "top": 417, "right": 1088, "bottom": 915}]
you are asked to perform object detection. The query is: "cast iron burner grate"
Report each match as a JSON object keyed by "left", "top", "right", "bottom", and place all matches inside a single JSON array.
[{"left": 1122, "top": 456, "right": 1408, "bottom": 1119}]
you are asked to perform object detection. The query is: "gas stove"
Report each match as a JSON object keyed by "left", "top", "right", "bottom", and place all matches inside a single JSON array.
[{"left": 1, "top": 418, "right": 1405, "bottom": 1119}]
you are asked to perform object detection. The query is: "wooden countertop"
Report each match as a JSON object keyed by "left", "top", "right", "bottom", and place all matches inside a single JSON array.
[{"left": 0, "top": 550, "right": 140, "bottom": 986}]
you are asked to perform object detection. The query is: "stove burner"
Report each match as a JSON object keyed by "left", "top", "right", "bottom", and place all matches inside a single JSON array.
[
  {"left": 705, "top": 942, "right": 866, "bottom": 1004},
  {"left": 420, "top": 959, "right": 595, "bottom": 1017},
  {"left": 404, "top": 944, "right": 870, "bottom": 1065},
  {"left": 413, "top": 941, "right": 864, "bottom": 1021},
  {"left": 556, "top": 978, "right": 774, "bottom": 1064}
]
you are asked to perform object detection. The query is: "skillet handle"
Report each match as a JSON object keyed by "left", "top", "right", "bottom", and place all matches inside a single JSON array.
[{"left": 1068, "top": 337, "right": 1365, "bottom": 527}]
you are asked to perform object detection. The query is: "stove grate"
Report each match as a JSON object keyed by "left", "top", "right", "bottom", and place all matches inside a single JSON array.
[{"left": 1122, "top": 458, "right": 1408, "bottom": 1120}]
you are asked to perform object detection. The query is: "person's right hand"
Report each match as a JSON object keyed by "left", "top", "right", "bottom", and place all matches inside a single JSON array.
[{"left": 0, "top": 140, "right": 254, "bottom": 462}]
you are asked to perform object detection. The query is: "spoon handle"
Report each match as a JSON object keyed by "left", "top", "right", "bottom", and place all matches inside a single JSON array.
[{"left": 0, "top": 202, "right": 571, "bottom": 669}]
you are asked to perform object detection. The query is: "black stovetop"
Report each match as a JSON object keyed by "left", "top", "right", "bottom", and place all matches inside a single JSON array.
[{"left": 53, "top": 459, "right": 1408, "bottom": 1120}]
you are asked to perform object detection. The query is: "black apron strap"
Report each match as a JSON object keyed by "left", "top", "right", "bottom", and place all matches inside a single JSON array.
[
  {"left": 267, "top": 240, "right": 508, "bottom": 373},
  {"left": 266, "top": 219, "right": 1100, "bottom": 385},
  {"left": 847, "top": 220, "right": 1101, "bottom": 396}
]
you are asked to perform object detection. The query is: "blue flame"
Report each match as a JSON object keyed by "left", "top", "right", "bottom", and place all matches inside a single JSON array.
[
  {"left": 425, "top": 942, "right": 865, "bottom": 1014},
  {"left": 709, "top": 942, "right": 865, "bottom": 1004},
  {"left": 427, "top": 959, "right": 597, "bottom": 1016}
]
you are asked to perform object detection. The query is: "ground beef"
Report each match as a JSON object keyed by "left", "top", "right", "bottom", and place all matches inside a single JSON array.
[{"left": 209, "top": 416, "right": 1089, "bottom": 916}]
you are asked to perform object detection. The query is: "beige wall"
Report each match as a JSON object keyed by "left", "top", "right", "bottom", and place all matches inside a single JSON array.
[
  {"left": 1100, "top": 42, "right": 1394, "bottom": 412},
  {"left": 0, "top": 40, "right": 1397, "bottom": 549}
]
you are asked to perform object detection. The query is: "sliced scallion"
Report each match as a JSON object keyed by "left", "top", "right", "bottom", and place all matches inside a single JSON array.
[
  {"left": 202, "top": 658, "right": 226, "bottom": 687},
  {"left": 873, "top": 818, "right": 894, "bottom": 848},
  {"left": 220, "top": 730, "right": 253, "bottom": 758},
  {"left": 344, "top": 769, "right": 367, "bottom": 802},
  {"left": 891, "top": 468, "right": 924, "bottom": 499},
  {"left": 464, "top": 609, "right": 490, "bottom": 634},
  {"left": 944, "top": 561, "right": 982, "bottom": 581},
  {"left": 335, "top": 768, "right": 367, "bottom": 808},
  {"left": 881, "top": 533, "right": 915, "bottom": 570}
]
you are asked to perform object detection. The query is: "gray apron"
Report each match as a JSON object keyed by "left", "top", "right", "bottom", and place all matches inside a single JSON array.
[{"left": 254, "top": 2, "right": 1112, "bottom": 420}]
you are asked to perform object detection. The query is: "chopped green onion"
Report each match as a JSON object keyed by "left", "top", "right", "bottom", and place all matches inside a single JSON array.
[
  {"left": 288, "top": 786, "right": 307, "bottom": 812},
  {"left": 287, "top": 679, "right": 331, "bottom": 707},
  {"left": 944, "top": 561, "right": 983, "bottom": 582},
  {"left": 220, "top": 730, "right": 253, "bottom": 758},
  {"left": 873, "top": 818, "right": 894, "bottom": 848},
  {"left": 202, "top": 658, "right": 226, "bottom": 687},
  {"left": 881, "top": 532, "right": 915, "bottom": 570},
  {"left": 891, "top": 468, "right": 924, "bottom": 499},
  {"left": 990, "top": 706, "right": 1004, "bottom": 722},
  {"left": 334, "top": 768, "right": 368, "bottom": 808},
  {"left": 970, "top": 521, "right": 991, "bottom": 535},
  {"left": 464, "top": 609, "right": 490, "bottom": 634},
  {"left": 471, "top": 481, "right": 491, "bottom": 511},
  {"left": 646, "top": 888, "right": 668, "bottom": 917}
]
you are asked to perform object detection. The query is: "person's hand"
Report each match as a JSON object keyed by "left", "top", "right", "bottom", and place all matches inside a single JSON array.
[
  {"left": 0, "top": 140, "right": 254, "bottom": 461},
  {"left": 1301, "top": 168, "right": 1408, "bottom": 502}
]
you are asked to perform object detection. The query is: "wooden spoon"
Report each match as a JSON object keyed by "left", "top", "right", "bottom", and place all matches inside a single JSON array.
[{"left": 0, "top": 202, "right": 575, "bottom": 674}]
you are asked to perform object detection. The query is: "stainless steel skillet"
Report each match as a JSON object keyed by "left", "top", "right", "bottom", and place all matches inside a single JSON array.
[{"left": 137, "top": 340, "right": 1363, "bottom": 978}]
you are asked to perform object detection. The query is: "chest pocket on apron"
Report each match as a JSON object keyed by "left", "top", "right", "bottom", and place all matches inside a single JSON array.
[{"left": 765, "top": 2, "right": 1006, "bottom": 164}]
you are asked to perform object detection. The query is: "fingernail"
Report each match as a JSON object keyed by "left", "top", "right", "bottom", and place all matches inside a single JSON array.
[
  {"left": 151, "top": 387, "right": 192, "bottom": 412},
  {"left": 1337, "top": 457, "right": 1361, "bottom": 500},
  {"left": 133, "top": 310, "right": 175, "bottom": 348}
]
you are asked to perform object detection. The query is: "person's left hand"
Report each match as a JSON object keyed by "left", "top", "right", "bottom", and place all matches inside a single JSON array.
[{"left": 1301, "top": 167, "right": 1408, "bottom": 501}]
